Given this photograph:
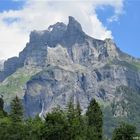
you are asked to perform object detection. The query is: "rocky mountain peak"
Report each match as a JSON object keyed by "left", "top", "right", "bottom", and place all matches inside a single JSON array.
[
  {"left": 48, "top": 22, "right": 67, "bottom": 32},
  {"left": 0, "top": 17, "right": 122, "bottom": 82},
  {"left": 67, "top": 16, "right": 83, "bottom": 32},
  {"left": 63, "top": 16, "right": 85, "bottom": 47},
  {"left": 1, "top": 16, "right": 140, "bottom": 136},
  {"left": 104, "top": 38, "right": 120, "bottom": 58}
]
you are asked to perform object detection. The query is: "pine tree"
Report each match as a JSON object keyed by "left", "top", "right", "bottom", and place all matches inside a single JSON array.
[
  {"left": 74, "top": 100, "right": 86, "bottom": 140},
  {"left": 112, "top": 123, "right": 136, "bottom": 140},
  {"left": 0, "top": 96, "right": 4, "bottom": 117},
  {"left": 66, "top": 98, "right": 76, "bottom": 139},
  {"left": 86, "top": 99, "right": 103, "bottom": 140},
  {"left": 10, "top": 96, "right": 23, "bottom": 122},
  {"left": 25, "top": 115, "right": 44, "bottom": 140},
  {"left": 0, "top": 96, "right": 4, "bottom": 111},
  {"left": 0, "top": 95, "right": 7, "bottom": 117},
  {"left": 66, "top": 98, "right": 86, "bottom": 140},
  {"left": 76, "top": 100, "right": 82, "bottom": 121},
  {"left": 43, "top": 107, "right": 67, "bottom": 140},
  {"left": 67, "top": 98, "right": 75, "bottom": 122}
]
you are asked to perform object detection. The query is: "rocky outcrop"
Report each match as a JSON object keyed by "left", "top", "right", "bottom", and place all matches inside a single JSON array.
[
  {"left": 0, "top": 16, "right": 140, "bottom": 135},
  {"left": 0, "top": 57, "right": 23, "bottom": 82}
]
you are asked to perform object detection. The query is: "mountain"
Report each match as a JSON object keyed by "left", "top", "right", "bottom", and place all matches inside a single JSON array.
[
  {"left": 0, "top": 16, "right": 140, "bottom": 136},
  {"left": 0, "top": 60, "right": 4, "bottom": 71}
]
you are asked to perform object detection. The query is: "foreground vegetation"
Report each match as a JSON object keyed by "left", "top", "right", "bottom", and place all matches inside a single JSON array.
[{"left": 0, "top": 96, "right": 139, "bottom": 140}]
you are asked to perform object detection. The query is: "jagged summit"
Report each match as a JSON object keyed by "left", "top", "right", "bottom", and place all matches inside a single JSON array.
[
  {"left": 48, "top": 22, "right": 67, "bottom": 32},
  {"left": 46, "top": 16, "right": 84, "bottom": 35},
  {"left": 67, "top": 16, "right": 83, "bottom": 32},
  {"left": 1, "top": 17, "right": 140, "bottom": 135},
  {"left": 1, "top": 16, "right": 140, "bottom": 136},
  {"left": 32, "top": 16, "right": 83, "bottom": 35},
  {"left": 0, "top": 16, "right": 133, "bottom": 82},
  {"left": 28, "top": 16, "right": 87, "bottom": 49},
  {"left": 0, "top": 16, "right": 136, "bottom": 83},
  {"left": 30, "top": 16, "right": 83, "bottom": 37}
]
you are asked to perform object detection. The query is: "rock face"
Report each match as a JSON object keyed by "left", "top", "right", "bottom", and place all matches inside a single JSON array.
[
  {"left": 0, "top": 16, "right": 140, "bottom": 135},
  {"left": 0, "top": 60, "right": 4, "bottom": 71}
]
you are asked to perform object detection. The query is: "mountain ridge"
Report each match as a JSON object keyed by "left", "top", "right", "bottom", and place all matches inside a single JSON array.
[{"left": 0, "top": 16, "right": 140, "bottom": 136}]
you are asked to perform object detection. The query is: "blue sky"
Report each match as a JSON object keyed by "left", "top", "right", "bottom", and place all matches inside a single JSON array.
[
  {"left": 0, "top": 0, "right": 25, "bottom": 12},
  {"left": 0, "top": 0, "right": 140, "bottom": 59},
  {"left": 96, "top": 0, "right": 140, "bottom": 58}
]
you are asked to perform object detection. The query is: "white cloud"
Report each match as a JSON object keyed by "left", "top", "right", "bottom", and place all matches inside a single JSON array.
[{"left": 0, "top": 0, "right": 124, "bottom": 60}]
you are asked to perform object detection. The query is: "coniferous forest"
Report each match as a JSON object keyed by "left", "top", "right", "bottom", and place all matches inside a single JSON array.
[{"left": 0, "top": 96, "right": 139, "bottom": 140}]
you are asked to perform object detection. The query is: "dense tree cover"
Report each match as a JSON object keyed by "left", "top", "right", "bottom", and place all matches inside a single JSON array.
[
  {"left": 86, "top": 99, "right": 103, "bottom": 140},
  {"left": 0, "top": 96, "right": 139, "bottom": 140},
  {"left": 112, "top": 123, "right": 137, "bottom": 140},
  {"left": 10, "top": 96, "right": 23, "bottom": 122},
  {"left": 0, "top": 96, "right": 7, "bottom": 117}
]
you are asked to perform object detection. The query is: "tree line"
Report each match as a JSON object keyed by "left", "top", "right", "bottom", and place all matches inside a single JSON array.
[{"left": 0, "top": 96, "right": 139, "bottom": 140}]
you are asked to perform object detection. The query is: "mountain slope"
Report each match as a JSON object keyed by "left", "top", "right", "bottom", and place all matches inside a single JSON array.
[{"left": 0, "top": 16, "right": 140, "bottom": 136}]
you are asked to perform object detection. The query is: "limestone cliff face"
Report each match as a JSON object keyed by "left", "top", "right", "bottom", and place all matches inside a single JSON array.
[
  {"left": 0, "top": 17, "right": 140, "bottom": 132},
  {"left": 22, "top": 17, "right": 140, "bottom": 118}
]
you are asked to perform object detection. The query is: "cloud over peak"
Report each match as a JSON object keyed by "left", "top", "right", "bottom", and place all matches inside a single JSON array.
[{"left": 0, "top": 0, "right": 124, "bottom": 59}]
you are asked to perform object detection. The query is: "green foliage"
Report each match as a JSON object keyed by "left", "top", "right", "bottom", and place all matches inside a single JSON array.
[
  {"left": 10, "top": 96, "right": 23, "bottom": 122},
  {"left": 0, "top": 97, "right": 4, "bottom": 110},
  {"left": 102, "top": 85, "right": 140, "bottom": 138},
  {"left": 42, "top": 101, "right": 87, "bottom": 140},
  {"left": 66, "top": 99, "right": 86, "bottom": 140},
  {"left": 103, "top": 106, "right": 117, "bottom": 138},
  {"left": 86, "top": 99, "right": 103, "bottom": 140},
  {"left": 0, "top": 96, "right": 139, "bottom": 140},
  {"left": 0, "top": 96, "right": 7, "bottom": 117},
  {"left": 0, "top": 96, "right": 26, "bottom": 140},
  {"left": 112, "top": 122, "right": 137, "bottom": 140},
  {"left": 0, "top": 67, "right": 41, "bottom": 104},
  {"left": 0, "top": 116, "right": 28, "bottom": 140},
  {"left": 25, "top": 116, "right": 44, "bottom": 140},
  {"left": 43, "top": 107, "right": 67, "bottom": 140},
  {"left": 110, "top": 86, "right": 140, "bottom": 132},
  {"left": 107, "top": 60, "right": 140, "bottom": 71}
]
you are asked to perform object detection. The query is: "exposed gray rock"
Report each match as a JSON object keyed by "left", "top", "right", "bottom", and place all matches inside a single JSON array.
[
  {"left": 22, "top": 17, "right": 140, "bottom": 119},
  {"left": 0, "top": 57, "right": 23, "bottom": 82},
  {"left": 0, "top": 17, "right": 140, "bottom": 134},
  {"left": 0, "top": 60, "right": 4, "bottom": 71}
]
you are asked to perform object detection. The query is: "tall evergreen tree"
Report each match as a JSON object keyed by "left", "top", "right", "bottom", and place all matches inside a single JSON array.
[
  {"left": 67, "top": 98, "right": 75, "bottom": 124},
  {"left": 74, "top": 100, "right": 86, "bottom": 140},
  {"left": 0, "top": 95, "right": 7, "bottom": 117},
  {"left": 0, "top": 96, "right": 4, "bottom": 117},
  {"left": 66, "top": 98, "right": 86, "bottom": 140},
  {"left": 86, "top": 98, "right": 103, "bottom": 140},
  {"left": 43, "top": 107, "right": 67, "bottom": 140},
  {"left": 10, "top": 96, "right": 23, "bottom": 122},
  {"left": 66, "top": 98, "right": 76, "bottom": 139},
  {"left": 0, "top": 95, "right": 4, "bottom": 111},
  {"left": 112, "top": 123, "right": 137, "bottom": 140},
  {"left": 25, "top": 115, "right": 44, "bottom": 140},
  {"left": 75, "top": 100, "right": 82, "bottom": 121}
]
